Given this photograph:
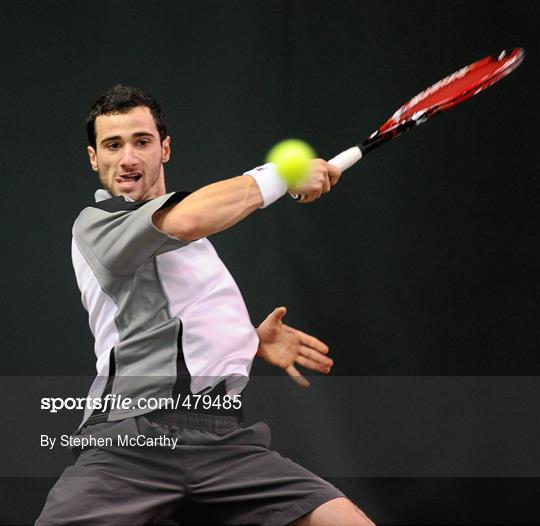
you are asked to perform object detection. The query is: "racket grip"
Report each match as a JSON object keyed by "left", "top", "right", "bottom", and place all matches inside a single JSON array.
[
  {"left": 328, "top": 146, "right": 363, "bottom": 171},
  {"left": 289, "top": 146, "right": 363, "bottom": 201}
]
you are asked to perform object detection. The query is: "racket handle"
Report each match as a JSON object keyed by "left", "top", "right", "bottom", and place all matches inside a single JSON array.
[
  {"left": 290, "top": 146, "right": 363, "bottom": 202},
  {"left": 327, "top": 146, "right": 363, "bottom": 172}
]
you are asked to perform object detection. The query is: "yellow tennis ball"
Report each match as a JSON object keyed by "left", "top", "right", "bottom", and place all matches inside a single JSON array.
[{"left": 266, "top": 139, "right": 316, "bottom": 187}]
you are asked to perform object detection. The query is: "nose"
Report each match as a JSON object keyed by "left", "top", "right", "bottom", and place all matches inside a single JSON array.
[{"left": 120, "top": 144, "right": 138, "bottom": 170}]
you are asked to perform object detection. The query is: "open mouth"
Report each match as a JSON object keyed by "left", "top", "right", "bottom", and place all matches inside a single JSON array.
[{"left": 116, "top": 173, "right": 142, "bottom": 186}]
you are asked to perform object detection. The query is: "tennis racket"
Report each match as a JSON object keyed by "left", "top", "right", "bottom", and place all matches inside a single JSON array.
[{"left": 297, "top": 47, "right": 524, "bottom": 200}]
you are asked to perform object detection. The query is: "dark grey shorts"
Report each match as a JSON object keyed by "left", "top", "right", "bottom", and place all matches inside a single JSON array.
[{"left": 36, "top": 413, "right": 344, "bottom": 525}]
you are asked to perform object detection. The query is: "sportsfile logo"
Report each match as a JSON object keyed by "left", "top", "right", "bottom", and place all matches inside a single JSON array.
[
  {"left": 41, "top": 394, "right": 136, "bottom": 413},
  {"left": 40, "top": 393, "right": 242, "bottom": 413}
]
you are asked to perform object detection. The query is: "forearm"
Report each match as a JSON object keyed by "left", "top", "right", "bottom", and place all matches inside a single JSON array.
[
  {"left": 153, "top": 175, "right": 264, "bottom": 241},
  {"left": 153, "top": 158, "right": 337, "bottom": 241}
]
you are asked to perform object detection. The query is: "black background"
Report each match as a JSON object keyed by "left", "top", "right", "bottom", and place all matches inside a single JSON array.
[{"left": 1, "top": 0, "right": 538, "bottom": 524}]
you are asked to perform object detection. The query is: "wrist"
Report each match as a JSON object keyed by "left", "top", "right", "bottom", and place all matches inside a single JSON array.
[
  {"left": 255, "top": 327, "right": 262, "bottom": 353},
  {"left": 254, "top": 327, "right": 266, "bottom": 358},
  {"left": 244, "top": 163, "right": 287, "bottom": 208}
]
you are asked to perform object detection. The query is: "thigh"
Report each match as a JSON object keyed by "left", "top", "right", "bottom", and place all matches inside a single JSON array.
[
  {"left": 180, "top": 422, "right": 344, "bottom": 526},
  {"left": 36, "top": 418, "right": 184, "bottom": 526},
  {"left": 291, "top": 497, "right": 375, "bottom": 526}
]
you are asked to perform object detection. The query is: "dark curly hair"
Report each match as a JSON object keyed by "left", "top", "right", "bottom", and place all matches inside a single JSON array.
[{"left": 86, "top": 84, "right": 168, "bottom": 148}]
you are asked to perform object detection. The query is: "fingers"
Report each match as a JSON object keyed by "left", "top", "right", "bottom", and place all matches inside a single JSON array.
[
  {"left": 286, "top": 365, "right": 310, "bottom": 388},
  {"left": 321, "top": 172, "right": 331, "bottom": 194},
  {"left": 327, "top": 162, "right": 342, "bottom": 186},
  {"left": 299, "top": 346, "right": 333, "bottom": 367},
  {"left": 260, "top": 306, "right": 287, "bottom": 326},
  {"left": 296, "top": 342, "right": 333, "bottom": 373},
  {"left": 285, "top": 325, "right": 329, "bottom": 354},
  {"left": 286, "top": 348, "right": 332, "bottom": 388},
  {"left": 297, "top": 193, "right": 317, "bottom": 204},
  {"left": 309, "top": 160, "right": 331, "bottom": 196},
  {"left": 296, "top": 159, "right": 342, "bottom": 204},
  {"left": 296, "top": 354, "right": 332, "bottom": 374},
  {"left": 270, "top": 306, "right": 287, "bottom": 322},
  {"left": 300, "top": 332, "right": 329, "bottom": 353},
  {"left": 284, "top": 324, "right": 333, "bottom": 373}
]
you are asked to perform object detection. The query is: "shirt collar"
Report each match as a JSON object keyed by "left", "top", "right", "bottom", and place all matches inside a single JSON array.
[{"left": 94, "top": 189, "right": 135, "bottom": 203}]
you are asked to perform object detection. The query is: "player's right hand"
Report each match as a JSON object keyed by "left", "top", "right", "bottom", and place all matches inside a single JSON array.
[{"left": 292, "top": 159, "right": 342, "bottom": 203}]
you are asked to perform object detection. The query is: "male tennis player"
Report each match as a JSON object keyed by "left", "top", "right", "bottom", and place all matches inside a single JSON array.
[{"left": 36, "top": 85, "right": 374, "bottom": 526}]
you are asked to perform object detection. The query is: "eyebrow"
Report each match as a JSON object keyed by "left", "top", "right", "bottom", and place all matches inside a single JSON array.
[{"left": 100, "top": 131, "right": 155, "bottom": 145}]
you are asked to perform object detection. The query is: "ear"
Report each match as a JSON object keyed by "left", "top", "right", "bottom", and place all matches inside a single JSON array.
[
  {"left": 161, "top": 136, "right": 171, "bottom": 163},
  {"left": 87, "top": 146, "right": 99, "bottom": 172}
]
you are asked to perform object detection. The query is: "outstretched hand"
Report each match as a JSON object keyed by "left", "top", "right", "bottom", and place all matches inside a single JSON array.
[{"left": 255, "top": 307, "right": 333, "bottom": 388}]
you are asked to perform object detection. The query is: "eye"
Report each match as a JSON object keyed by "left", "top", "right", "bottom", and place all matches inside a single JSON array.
[
  {"left": 137, "top": 139, "right": 150, "bottom": 147},
  {"left": 106, "top": 143, "right": 120, "bottom": 151}
]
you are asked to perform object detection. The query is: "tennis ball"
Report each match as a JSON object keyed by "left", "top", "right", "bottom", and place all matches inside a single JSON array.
[{"left": 266, "top": 139, "right": 316, "bottom": 187}]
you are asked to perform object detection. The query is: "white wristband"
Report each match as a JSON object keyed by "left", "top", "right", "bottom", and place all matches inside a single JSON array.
[{"left": 244, "top": 163, "right": 287, "bottom": 208}]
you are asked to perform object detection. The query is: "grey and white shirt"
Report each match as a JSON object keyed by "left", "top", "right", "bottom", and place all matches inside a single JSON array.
[{"left": 72, "top": 189, "right": 259, "bottom": 427}]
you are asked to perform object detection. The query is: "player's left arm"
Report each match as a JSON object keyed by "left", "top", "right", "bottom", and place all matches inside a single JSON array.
[{"left": 255, "top": 307, "right": 333, "bottom": 388}]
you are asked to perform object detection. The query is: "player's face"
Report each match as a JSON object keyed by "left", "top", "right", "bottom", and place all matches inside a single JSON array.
[{"left": 87, "top": 106, "right": 171, "bottom": 201}]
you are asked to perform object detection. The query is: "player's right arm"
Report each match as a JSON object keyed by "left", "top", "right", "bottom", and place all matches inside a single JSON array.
[
  {"left": 153, "top": 175, "right": 262, "bottom": 242},
  {"left": 153, "top": 160, "right": 340, "bottom": 241}
]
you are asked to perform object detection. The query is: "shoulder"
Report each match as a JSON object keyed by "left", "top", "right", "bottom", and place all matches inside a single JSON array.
[
  {"left": 72, "top": 191, "right": 192, "bottom": 233},
  {"left": 84, "top": 191, "right": 191, "bottom": 214},
  {"left": 89, "top": 196, "right": 149, "bottom": 213}
]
